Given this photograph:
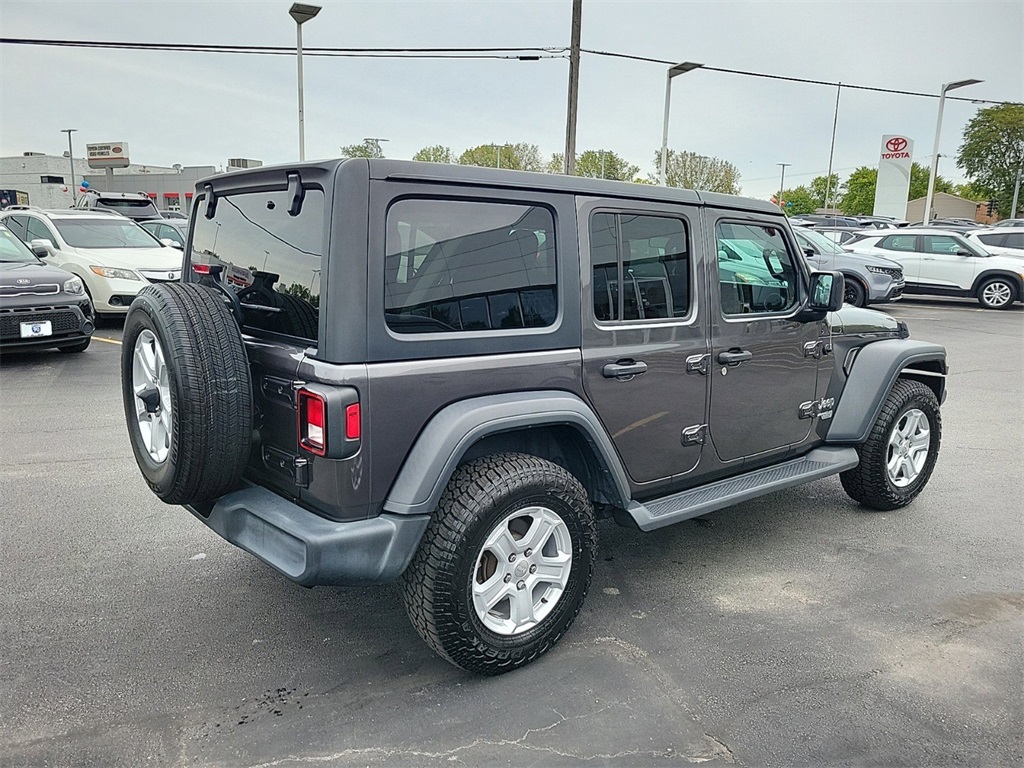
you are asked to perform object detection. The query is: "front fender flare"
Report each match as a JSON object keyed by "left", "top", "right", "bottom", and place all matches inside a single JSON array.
[
  {"left": 826, "top": 339, "right": 947, "bottom": 443},
  {"left": 382, "top": 391, "right": 631, "bottom": 516}
]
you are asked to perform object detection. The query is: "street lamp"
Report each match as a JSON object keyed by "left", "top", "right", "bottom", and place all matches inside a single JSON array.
[
  {"left": 487, "top": 143, "right": 504, "bottom": 169},
  {"left": 777, "top": 163, "right": 791, "bottom": 210},
  {"left": 289, "top": 3, "right": 322, "bottom": 162},
  {"left": 61, "top": 129, "right": 77, "bottom": 203},
  {"left": 659, "top": 61, "right": 703, "bottom": 186},
  {"left": 363, "top": 137, "right": 389, "bottom": 157},
  {"left": 172, "top": 163, "right": 185, "bottom": 215},
  {"left": 922, "top": 78, "right": 982, "bottom": 224}
]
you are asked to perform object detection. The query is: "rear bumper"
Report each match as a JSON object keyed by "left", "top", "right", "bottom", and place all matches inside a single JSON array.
[{"left": 186, "top": 485, "right": 429, "bottom": 586}]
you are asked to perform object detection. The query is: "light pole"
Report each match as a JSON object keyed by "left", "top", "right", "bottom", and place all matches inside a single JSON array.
[
  {"left": 659, "top": 61, "right": 703, "bottom": 186},
  {"left": 363, "top": 137, "right": 389, "bottom": 157},
  {"left": 289, "top": 3, "right": 322, "bottom": 162},
  {"left": 487, "top": 144, "right": 504, "bottom": 169},
  {"left": 777, "top": 163, "right": 791, "bottom": 210},
  {"left": 61, "top": 129, "right": 78, "bottom": 203},
  {"left": 923, "top": 78, "right": 982, "bottom": 224},
  {"left": 1010, "top": 164, "right": 1022, "bottom": 219},
  {"left": 172, "top": 163, "right": 185, "bottom": 215}
]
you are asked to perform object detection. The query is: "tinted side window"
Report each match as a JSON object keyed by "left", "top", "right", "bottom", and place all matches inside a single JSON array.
[
  {"left": 978, "top": 233, "right": 1006, "bottom": 247},
  {"left": 384, "top": 199, "right": 556, "bottom": 334},
  {"left": 191, "top": 189, "right": 324, "bottom": 342},
  {"left": 25, "top": 217, "right": 57, "bottom": 245},
  {"left": 591, "top": 212, "right": 690, "bottom": 322},
  {"left": 879, "top": 234, "right": 918, "bottom": 251},
  {"left": 921, "top": 235, "right": 962, "bottom": 254},
  {"left": 1004, "top": 232, "right": 1024, "bottom": 249},
  {"left": 4, "top": 215, "right": 28, "bottom": 239},
  {"left": 716, "top": 221, "right": 799, "bottom": 316}
]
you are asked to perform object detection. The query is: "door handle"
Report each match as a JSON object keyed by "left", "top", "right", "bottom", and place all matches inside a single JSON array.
[
  {"left": 602, "top": 360, "right": 648, "bottom": 379},
  {"left": 717, "top": 349, "right": 752, "bottom": 365}
]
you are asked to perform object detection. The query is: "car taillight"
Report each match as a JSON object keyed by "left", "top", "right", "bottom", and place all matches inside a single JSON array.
[
  {"left": 345, "top": 403, "right": 360, "bottom": 440},
  {"left": 191, "top": 263, "right": 211, "bottom": 275},
  {"left": 297, "top": 389, "right": 327, "bottom": 456}
]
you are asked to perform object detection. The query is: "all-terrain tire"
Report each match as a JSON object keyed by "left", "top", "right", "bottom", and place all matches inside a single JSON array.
[
  {"left": 401, "top": 453, "right": 596, "bottom": 675},
  {"left": 840, "top": 378, "right": 941, "bottom": 511},
  {"left": 121, "top": 283, "right": 253, "bottom": 505}
]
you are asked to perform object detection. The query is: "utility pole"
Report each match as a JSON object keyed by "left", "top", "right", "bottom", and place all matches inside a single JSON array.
[
  {"left": 61, "top": 129, "right": 78, "bottom": 204},
  {"left": 563, "top": 0, "right": 582, "bottom": 176},
  {"left": 1011, "top": 164, "right": 1022, "bottom": 218}
]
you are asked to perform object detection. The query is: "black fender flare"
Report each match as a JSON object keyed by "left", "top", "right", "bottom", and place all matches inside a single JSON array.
[
  {"left": 971, "top": 269, "right": 1024, "bottom": 300},
  {"left": 826, "top": 339, "right": 947, "bottom": 443},
  {"left": 382, "top": 391, "right": 631, "bottom": 516}
]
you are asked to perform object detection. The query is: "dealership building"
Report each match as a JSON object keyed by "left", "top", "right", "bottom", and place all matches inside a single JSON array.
[{"left": 0, "top": 146, "right": 260, "bottom": 214}]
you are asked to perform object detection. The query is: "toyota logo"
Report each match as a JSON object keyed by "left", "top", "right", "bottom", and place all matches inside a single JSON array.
[{"left": 886, "top": 137, "right": 908, "bottom": 153}]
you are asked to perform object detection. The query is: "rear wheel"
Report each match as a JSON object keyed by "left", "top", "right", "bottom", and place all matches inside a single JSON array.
[
  {"left": 840, "top": 379, "right": 941, "bottom": 511},
  {"left": 121, "top": 283, "right": 253, "bottom": 505},
  {"left": 402, "top": 453, "right": 596, "bottom": 675},
  {"left": 977, "top": 277, "right": 1016, "bottom": 309}
]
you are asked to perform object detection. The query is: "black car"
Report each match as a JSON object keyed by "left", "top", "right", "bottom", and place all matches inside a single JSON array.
[{"left": 0, "top": 223, "right": 94, "bottom": 353}]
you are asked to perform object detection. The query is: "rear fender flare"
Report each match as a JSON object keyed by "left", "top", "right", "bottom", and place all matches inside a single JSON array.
[{"left": 382, "top": 391, "right": 631, "bottom": 516}]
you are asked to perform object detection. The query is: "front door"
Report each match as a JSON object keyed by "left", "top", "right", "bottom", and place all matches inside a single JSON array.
[
  {"left": 917, "top": 233, "right": 982, "bottom": 290},
  {"left": 580, "top": 200, "right": 709, "bottom": 486},
  {"left": 708, "top": 214, "right": 822, "bottom": 463}
]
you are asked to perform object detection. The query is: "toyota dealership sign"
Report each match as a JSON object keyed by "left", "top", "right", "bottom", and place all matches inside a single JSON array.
[
  {"left": 873, "top": 134, "right": 913, "bottom": 219},
  {"left": 86, "top": 142, "right": 131, "bottom": 169}
]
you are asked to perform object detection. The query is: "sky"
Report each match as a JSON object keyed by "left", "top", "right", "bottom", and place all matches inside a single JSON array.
[{"left": 1, "top": 0, "right": 1021, "bottom": 201}]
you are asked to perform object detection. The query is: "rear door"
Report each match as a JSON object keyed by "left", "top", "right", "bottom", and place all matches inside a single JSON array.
[
  {"left": 580, "top": 199, "right": 709, "bottom": 486},
  {"left": 707, "top": 213, "right": 821, "bottom": 462}
]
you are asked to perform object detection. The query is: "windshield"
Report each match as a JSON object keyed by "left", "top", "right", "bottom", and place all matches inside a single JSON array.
[
  {"left": 52, "top": 219, "right": 164, "bottom": 249},
  {"left": 795, "top": 227, "right": 844, "bottom": 255},
  {"left": 98, "top": 199, "right": 158, "bottom": 211},
  {"left": 0, "top": 226, "right": 39, "bottom": 262}
]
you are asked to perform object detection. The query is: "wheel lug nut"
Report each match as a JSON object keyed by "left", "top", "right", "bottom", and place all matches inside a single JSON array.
[
  {"left": 517, "top": 581, "right": 526, "bottom": 590},
  {"left": 529, "top": 564, "right": 537, "bottom": 573},
  {"left": 508, "top": 553, "right": 517, "bottom": 563},
  {"left": 524, "top": 548, "right": 533, "bottom": 557},
  {"left": 503, "top": 574, "right": 512, "bottom": 583}
]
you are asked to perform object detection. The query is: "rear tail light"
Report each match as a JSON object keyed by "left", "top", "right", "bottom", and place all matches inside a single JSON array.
[
  {"left": 297, "top": 389, "right": 327, "bottom": 456},
  {"left": 191, "top": 263, "right": 212, "bottom": 275}
]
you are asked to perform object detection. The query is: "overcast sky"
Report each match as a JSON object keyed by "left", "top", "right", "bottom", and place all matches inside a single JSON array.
[{"left": 1, "top": 0, "right": 1021, "bottom": 199}]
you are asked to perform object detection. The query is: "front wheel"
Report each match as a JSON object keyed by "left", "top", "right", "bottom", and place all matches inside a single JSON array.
[
  {"left": 843, "top": 277, "right": 866, "bottom": 307},
  {"left": 401, "top": 453, "right": 596, "bottom": 675},
  {"left": 840, "top": 379, "right": 941, "bottom": 511},
  {"left": 977, "top": 277, "right": 1016, "bottom": 310}
]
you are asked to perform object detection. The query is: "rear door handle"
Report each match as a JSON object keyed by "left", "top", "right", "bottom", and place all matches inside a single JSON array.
[
  {"left": 602, "top": 360, "right": 648, "bottom": 379},
  {"left": 717, "top": 349, "right": 752, "bottom": 365}
]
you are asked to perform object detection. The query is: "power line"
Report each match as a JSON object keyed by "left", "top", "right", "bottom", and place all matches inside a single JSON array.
[{"left": 581, "top": 48, "right": 1014, "bottom": 106}]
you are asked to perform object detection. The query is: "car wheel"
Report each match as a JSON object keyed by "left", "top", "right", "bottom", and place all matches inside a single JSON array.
[
  {"left": 121, "top": 283, "right": 253, "bottom": 505},
  {"left": 977, "top": 277, "right": 1016, "bottom": 309},
  {"left": 843, "top": 277, "right": 866, "bottom": 307},
  {"left": 840, "top": 379, "right": 941, "bottom": 511},
  {"left": 58, "top": 338, "right": 91, "bottom": 353},
  {"left": 401, "top": 453, "right": 596, "bottom": 675}
]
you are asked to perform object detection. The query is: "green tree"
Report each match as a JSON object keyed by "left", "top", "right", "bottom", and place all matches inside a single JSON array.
[
  {"left": 653, "top": 149, "right": 741, "bottom": 194},
  {"left": 838, "top": 167, "right": 878, "bottom": 215},
  {"left": 413, "top": 145, "right": 455, "bottom": 164},
  {"left": 458, "top": 143, "right": 544, "bottom": 171},
  {"left": 953, "top": 180, "right": 991, "bottom": 201},
  {"left": 340, "top": 138, "right": 386, "bottom": 159},
  {"left": 547, "top": 149, "right": 639, "bottom": 181},
  {"left": 809, "top": 174, "right": 843, "bottom": 208},
  {"left": 776, "top": 186, "right": 817, "bottom": 216},
  {"left": 908, "top": 161, "right": 953, "bottom": 200},
  {"left": 956, "top": 103, "right": 1024, "bottom": 216}
]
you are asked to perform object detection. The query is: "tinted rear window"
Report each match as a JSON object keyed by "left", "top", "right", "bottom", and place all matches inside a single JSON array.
[{"left": 191, "top": 189, "right": 324, "bottom": 342}]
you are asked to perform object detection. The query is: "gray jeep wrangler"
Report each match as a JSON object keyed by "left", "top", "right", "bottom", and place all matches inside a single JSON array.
[{"left": 120, "top": 160, "right": 946, "bottom": 675}]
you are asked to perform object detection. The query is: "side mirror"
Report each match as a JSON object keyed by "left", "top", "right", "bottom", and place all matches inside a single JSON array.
[
  {"left": 29, "top": 239, "right": 54, "bottom": 257},
  {"left": 161, "top": 238, "right": 184, "bottom": 250},
  {"left": 809, "top": 270, "right": 845, "bottom": 312},
  {"left": 956, "top": 250, "right": 973, "bottom": 257},
  {"left": 802, "top": 247, "right": 817, "bottom": 258}
]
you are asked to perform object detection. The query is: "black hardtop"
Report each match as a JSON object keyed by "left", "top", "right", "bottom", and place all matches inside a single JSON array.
[{"left": 196, "top": 158, "right": 782, "bottom": 216}]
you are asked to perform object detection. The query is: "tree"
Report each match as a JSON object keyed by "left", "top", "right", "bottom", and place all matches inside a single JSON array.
[
  {"left": 547, "top": 149, "right": 639, "bottom": 181},
  {"left": 953, "top": 180, "right": 991, "bottom": 201},
  {"left": 653, "top": 149, "right": 741, "bottom": 194},
  {"left": 775, "top": 186, "right": 817, "bottom": 216},
  {"left": 957, "top": 103, "right": 1024, "bottom": 216},
  {"left": 413, "top": 145, "right": 455, "bottom": 164},
  {"left": 908, "top": 161, "right": 953, "bottom": 200},
  {"left": 340, "top": 138, "right": 386, "bottom": 159},
  {"left": 458, "top": 143, "right": 544, "bottom": 172},
  {"left": 838, "top": 167, "right": 878, "bottom": 215},
  {"left": 809, "top": 174, "right": 843, "bottom": 208}
]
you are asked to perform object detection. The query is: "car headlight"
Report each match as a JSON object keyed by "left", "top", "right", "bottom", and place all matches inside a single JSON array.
[
  {"left": 63, "top": 276, "right": 85, "bottom": 295},
  {"left": 89, "top": 266, "right": 141, "bottom": 281},
  {"left": 865, "top": 265, "right": 899, "bottom": 276}
]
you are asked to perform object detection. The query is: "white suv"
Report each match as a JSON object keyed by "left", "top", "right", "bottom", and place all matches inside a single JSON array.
[
  {"left": 846, "top": 228, "right": 1024, "bottom": 310},
  {"left": 0, "top": 208, "right": 183, "bottom": 320}
]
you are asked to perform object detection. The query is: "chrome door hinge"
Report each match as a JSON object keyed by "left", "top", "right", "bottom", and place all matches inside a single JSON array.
[
  {"left": 803, "top": 340, "right": 832, "bottom": 359},
  {"left": 798, "top": 400, "right": 819, "bottom": 419},
  {"left": 686, "top": 353, "right": 710, "bottom": 376},
  {"left": 681, "top": 424, "right": 707, "bottom": 446}
]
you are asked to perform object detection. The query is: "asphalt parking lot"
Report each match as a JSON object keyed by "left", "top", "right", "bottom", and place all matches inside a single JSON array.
[{"left": 1, "top": 298, "right": 1021, "bottom": 768}]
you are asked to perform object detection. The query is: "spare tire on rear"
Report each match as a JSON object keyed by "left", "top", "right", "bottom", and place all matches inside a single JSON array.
[{"left": 121, "top": 283, "right": 253, "bottom": 506}]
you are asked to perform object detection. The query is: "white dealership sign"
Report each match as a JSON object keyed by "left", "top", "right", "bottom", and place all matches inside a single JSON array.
[
  {"left": 873, "top": 135, "right": 913, "bottom": 219},
  {"left": 86, "top": 142, "right": 131, "bottom": 169}
]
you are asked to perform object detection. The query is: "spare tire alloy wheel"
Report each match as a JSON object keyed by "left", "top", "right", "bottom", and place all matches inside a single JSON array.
[
  {"left": 402, "top": 453, "right": 596, "bottom": 675},
  {"left": 132, "top": 329, "right": 172, "bottom": 464}
]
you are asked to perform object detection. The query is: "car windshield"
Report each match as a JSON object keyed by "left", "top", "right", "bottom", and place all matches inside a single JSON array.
[
  {"left": 52, "top": 219, "right": 164, "bottom": 249},
  {"left": 0, "top": 226, "right": 39, "bottom": 262},
  {"left": 98, "top": 199, "right": 157, "bottom": 211},
  {"left": 795, "top": 228, "right": 844, "bottom": 255}
]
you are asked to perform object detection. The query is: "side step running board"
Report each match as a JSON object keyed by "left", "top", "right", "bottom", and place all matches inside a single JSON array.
[{"left": 626, "top": 446, "right": 859, "bottom": 532}]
